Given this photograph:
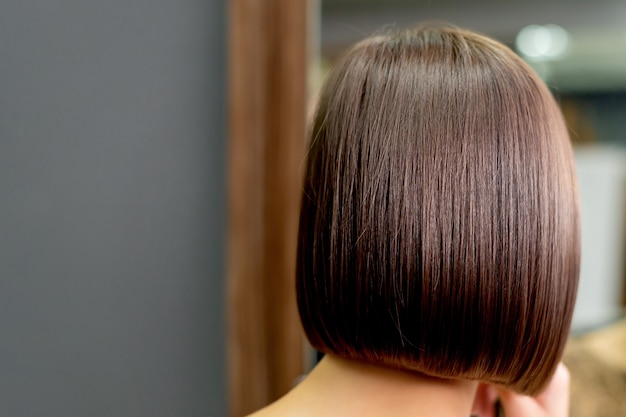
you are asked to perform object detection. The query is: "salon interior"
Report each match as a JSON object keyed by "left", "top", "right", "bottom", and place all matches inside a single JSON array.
[{"left": 1, "top": 0, "right": 624, "bottom": 416}]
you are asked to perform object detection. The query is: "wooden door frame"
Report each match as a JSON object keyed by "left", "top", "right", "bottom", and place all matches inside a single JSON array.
[{"left": 227, "top": 0, "right": 310, "bottom": 415}]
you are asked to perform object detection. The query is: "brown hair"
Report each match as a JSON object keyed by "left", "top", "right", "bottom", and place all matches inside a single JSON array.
[{"left": 296, "top": 25, "right": 580, "bottom": 395}]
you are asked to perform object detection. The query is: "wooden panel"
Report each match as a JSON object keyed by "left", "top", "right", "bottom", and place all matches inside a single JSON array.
[{"left": 227, "top": 0, "right": 308, "bottom": 415}]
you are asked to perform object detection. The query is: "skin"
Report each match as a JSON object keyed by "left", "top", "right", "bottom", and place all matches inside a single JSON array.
[
  {"left": 248, "top": 355, "right": 570, "bottom": 417},
  {"left": 494, "top": 363, "right": 570, "bottom": 417}
]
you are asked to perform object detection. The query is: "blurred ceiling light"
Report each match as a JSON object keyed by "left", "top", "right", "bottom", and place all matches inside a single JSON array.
[{"left": 516, "top": 24, "right": 569, "bottom": 60}]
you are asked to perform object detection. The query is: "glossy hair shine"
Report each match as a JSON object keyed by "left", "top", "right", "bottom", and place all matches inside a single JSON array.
[{"left": 296, "top": 25, "right": 580, "bottom": 395}]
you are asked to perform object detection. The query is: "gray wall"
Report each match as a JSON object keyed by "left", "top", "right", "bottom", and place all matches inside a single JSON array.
[{"left": 0, "top": 1, "right": 227, "bottom": 415}]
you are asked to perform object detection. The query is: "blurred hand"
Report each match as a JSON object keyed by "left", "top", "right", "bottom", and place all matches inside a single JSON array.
[{"left": 472, "top": 363, "right": 570, "bottom": 417}]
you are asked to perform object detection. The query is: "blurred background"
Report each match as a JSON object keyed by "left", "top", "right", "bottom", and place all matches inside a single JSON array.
[
  {"left": 1, "top": 0, "right": 228, "bottom": 416},
  {"left": 0, "top": 0, "right": 624, "bottom": 416}
]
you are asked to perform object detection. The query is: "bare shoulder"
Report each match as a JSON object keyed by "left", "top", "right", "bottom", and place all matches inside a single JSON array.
[
  {"left": 246, "top": 399, "right": 309, "bottom": 417},
  {"left": 245, "top": 382, "right": 315, "bottom": 417}
]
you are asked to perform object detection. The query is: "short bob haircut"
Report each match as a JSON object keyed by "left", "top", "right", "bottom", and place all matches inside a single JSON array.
[{"left": 296, "top": 25, "right": 580, "bottom": 395}]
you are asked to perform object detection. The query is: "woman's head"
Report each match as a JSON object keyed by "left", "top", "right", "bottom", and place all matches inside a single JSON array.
[{"left": 296, "top": 25, "right": 580, "bottom": 395}]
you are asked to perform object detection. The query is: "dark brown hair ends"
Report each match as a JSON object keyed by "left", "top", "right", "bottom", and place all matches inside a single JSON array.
[{"left": 296, "top": 25, "right": 580, "bottom": 395}]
